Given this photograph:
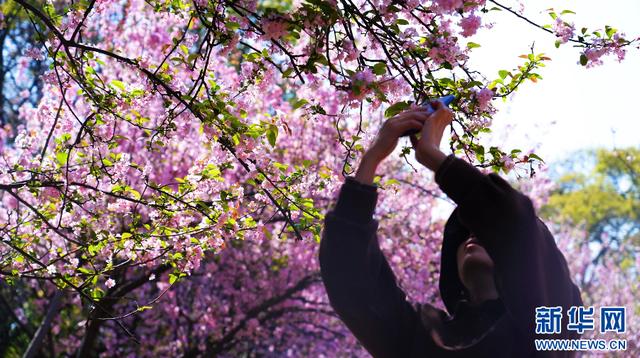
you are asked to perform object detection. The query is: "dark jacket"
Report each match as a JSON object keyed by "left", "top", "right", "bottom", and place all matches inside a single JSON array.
[{"left": 319, "top": 154, "right": 583, "bottom": 357}]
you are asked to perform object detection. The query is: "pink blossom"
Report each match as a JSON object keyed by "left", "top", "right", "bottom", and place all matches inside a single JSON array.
[
  {"left": 581, "top": 34, "right": 627, "bottom": 68},
  {"left": 342, "top": 40, "right": 359, "bottom": 62},
  {"left": 353, "top": 68, "right": 375, "bottom": 83},
  {"left": 459, "top": 14, "right": 482, "bottom": 37},
  {"left": 47, "top": 265, "right": 57, "bottom": 275},
  {"left": 24, "top": 46, "right": 45, "bottom": 61},
  {"left": 426, "top": 21, "right": 465, "bottom": 66},
  {"left": 501, "top": 154, "right": 515, "bottom": 171},
  {"left": 434, "top": 0, "right": 464, "bottom": 13},
  {"left": 553, "top": 18, "right": 575, "bottom": 44},
  {"left": 105, "top": 278, "right": 116, "bottom": 288},
  {"left": 260, "top": 18, "right": 289, "bottom": 40},
  {"left": 474, "top": 87, "right": 493, "bottom": 111},
  {"left": 583, "top": 47, "right": 606, "bottom": 67},
  {"left": 60, "top": 10, "right": 83, "bottom": 32},
  {"left": 347, "top": 68, "right": 378, "bottom": 101}
]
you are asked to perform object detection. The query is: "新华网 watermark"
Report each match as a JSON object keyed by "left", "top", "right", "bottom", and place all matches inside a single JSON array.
[{"left": 534, "top": 305, "right": 627, "bottom": 352}]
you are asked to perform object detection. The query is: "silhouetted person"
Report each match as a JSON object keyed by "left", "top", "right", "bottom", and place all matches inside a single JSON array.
[{"left": 319, "top": 101, "right": 583, "bottom": 357}]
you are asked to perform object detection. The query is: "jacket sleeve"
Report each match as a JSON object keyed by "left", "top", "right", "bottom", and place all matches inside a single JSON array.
[
  {"left": 435, "top": 155, "right": 584, "bottom": 345},
  {"left": 319, "top": 176, "right": 421, "bottom": 358}
]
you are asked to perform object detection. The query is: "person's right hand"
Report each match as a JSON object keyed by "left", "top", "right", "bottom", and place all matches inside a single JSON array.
[{"left": 409, "top": 100, "right": 454, "bottom": 171}]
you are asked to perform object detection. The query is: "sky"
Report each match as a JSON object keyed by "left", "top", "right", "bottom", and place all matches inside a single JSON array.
[
  {"left": 467, "top": 0, "right": 640, "bottom": 165},
  {"left": 427, "top": 0, "right": 640, "bottom": 218}
]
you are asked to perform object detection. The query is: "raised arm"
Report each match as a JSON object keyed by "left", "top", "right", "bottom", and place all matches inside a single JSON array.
[
  {"left": 319, "top": 107, "right": 434, "bottom": 357},
  {"left": 319, "top": 175, "right": 421, "bottom": 357},
  {"left": 433, "top": 154, "right": 583, "bottom": 344},
  {"left": 410, "top": 101, "right": 583, "bottom": 348}
]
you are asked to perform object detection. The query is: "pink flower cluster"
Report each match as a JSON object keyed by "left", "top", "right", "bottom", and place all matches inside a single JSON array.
[
  {"left": 260, "top": 18, "right": 289, "bottom": 41},
  {"left": 501, "top": 154, "right": 515, "bottom": 172},
  {"left": 24, "top": 46, "right": 45, "bottom": 61},
  {"left": 581, "top": 34, "right": 627, "bottom": 68},
  {"left": 348, "top": 68, "right": 376, "bottom": 101},
  {"left": 352, "top": 67, "right": 375, "bottom": 83},
  {"left": 474, "top": 87, "right": 493, "bottom": 111},
  {"left": 427, "top": 36, "right": 463, "bottom": 66},
  {"left": 553, "top": 18, "right": 575, "bottom": 44},
  {"left": 340, "top": 39, "right": 359, "bottom": 62},
  {"left": 459, "top": 14, "right": 482, "bottom": 37},
  {"left": 433, "top": 0, "right": 464, "bottom": 13}
]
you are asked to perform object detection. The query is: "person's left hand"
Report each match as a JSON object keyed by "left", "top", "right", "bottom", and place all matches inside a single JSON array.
[{"left": 365, "top": 108, "right": 431, "bottom": 164}]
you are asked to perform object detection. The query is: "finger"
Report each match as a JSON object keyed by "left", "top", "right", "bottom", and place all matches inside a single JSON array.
[
  {"left": 409, "top": 134, "right": 418, "bottom": 147},
  {"left": 431, "top": 100, "right": 444, "bottom": 110},
  {"left": 433, "top": 106, "right": 454, "bottom": 124},
  {"left": 394, "top": 118, "right": 424, "bottom": 134},
  {"left": 399, "top": 107, "right": 432, "bottom": 118},
  {"left": 391, "top": 110, "right": 431, "bottom": 123},
  {"left": 383, "top": 114, "right": 424, "bottom": 138}
]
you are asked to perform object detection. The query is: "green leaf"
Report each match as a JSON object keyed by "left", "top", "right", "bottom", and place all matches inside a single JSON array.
[
  {"left": 528, "top": 153, "right": 545, "bottom": 163},
  {"left": 384, "top": 101, "right": 410, "bottom": 118},
  {"left": 466, "top": 42, "right": 481, "bottom": 49},
  {"left": 372, "top": 62, "right": 387, "bottom": 75},
  {"left": 439, "top": 77, "right": 455, "bottom": 87},
  {"left": 498, "top": 70, "right": 509, "bottom": 79},
  {"left": 560, "top": 9, "right": 576, "bottom": 15},
  {"left": 282, "top": 67, "right": 294, "bottom": 77},
  {"left": 110, "top": 80, "right": 126, "bottom": 91},
  {"left": 384, "top": 178, "right": 400, "bottom": 186},
  {"left": 169, "top": 274, "right": 178, "bottom": 284},
  {"left": 273, "top": 162, "right": 289, "bottom": 172},
  {"left": 579, "top": 54, "right": 588, "bottom": 66},
  {"left": 293, "top": 99, "right": 308, "bottom": 109},
  {"left": 56, "top": 151, "right": 69, "bottom": 166},
  {"left": 266, "top": 124, "right": 278, "bottom": 147},
  {"left": 310, "top": 105, "right": 326, "bottom": 115},
  {"left": 605, "top": 26, "right": 617, "bottom": 38},
  {"left": 129, "top": 188, "right": 141, "bottom": 200},
  {"left": 225, "top": 21, "right": 240, "bottom": 31}
]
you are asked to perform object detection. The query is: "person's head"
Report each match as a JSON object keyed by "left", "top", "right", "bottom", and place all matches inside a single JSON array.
[
  {"left": 455, "top": 235, "right": 498, "bottom": 304},
  {"left": 440, "top": 208, "right": 500, "bottom": 313}
]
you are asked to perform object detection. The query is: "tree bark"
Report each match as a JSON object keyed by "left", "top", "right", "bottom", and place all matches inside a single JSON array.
[{"left": 23, "top": 290, "right": 63, "bottom": 358}]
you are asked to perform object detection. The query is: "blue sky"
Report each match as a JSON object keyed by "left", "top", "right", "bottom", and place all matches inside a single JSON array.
[{"left": 467, "top": 0, "right": 640, "bottom": 164}]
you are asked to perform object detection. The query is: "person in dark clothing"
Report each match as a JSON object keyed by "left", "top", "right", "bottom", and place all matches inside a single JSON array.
[{"left": 318, "top": 101, "right": 584, "bottom": 357}]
